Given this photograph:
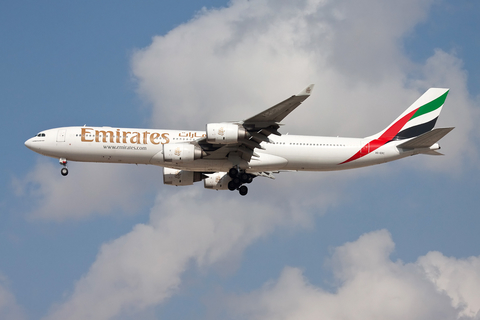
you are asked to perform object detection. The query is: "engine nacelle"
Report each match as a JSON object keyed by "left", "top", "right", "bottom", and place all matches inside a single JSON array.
[
  {"left": 163, "top": 143, "right": 203, "bottom": 163},
  {"left": 206, "top": 123, "right": 247, "bottom": 144},
  {"left": 204, "top": 172, "right": 231, "bottom": 190},
  {"left": 163, "top": 167, "right": 204, "bottom": 186}
]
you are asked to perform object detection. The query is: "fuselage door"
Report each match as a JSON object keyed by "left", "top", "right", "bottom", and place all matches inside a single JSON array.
[{"left": 57, "top": 129, "right": 66, "bottom": 142}]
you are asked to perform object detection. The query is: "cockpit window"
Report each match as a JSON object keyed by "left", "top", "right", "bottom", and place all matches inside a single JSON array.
[{"left": 36, "top": 133, "right": 46, "bottom": 137}]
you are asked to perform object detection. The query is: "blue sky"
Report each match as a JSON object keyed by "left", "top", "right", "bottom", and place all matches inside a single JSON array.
[{"left": 1, "top": 0, "right": 480, "bottom": 319}]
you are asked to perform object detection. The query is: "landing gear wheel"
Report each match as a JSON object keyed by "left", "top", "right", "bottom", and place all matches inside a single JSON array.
[
  {"left": 228, "top": 167, "right": 238, "bottom": 178},
  {"left": 228, "top": 180, "right": 237, "bottom": 191},
  {"left": 239, "top": 185, "right": 248, "bottom": 196},
  {"left": 227, "top": 167, "right": 251, "bottom": 195},
  {"left": 59, "top": 158, "right": 68, "bottom": 176},
  {"left": 240, "top": 172, "right": 250, "bottom": 183}
]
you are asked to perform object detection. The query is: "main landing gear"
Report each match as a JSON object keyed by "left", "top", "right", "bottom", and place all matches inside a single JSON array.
[
  {"left": 59, "top": 158, "right": 68, "bottom": 176},
  {"left": 227, "top": 167, "right": 254, "bottom": 196}
]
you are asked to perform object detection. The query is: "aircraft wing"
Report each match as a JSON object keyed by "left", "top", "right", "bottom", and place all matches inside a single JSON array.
[
  {"left": 195, "top": 84, "right": 315, "bottom": 162},
  {"left": 243, "top": 84, "right": 315, "bottom": 127}
]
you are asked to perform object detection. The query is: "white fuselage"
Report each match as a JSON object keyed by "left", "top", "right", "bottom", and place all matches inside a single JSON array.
[{"left": 24, "top": 126, "right": 421, "bottom": 173}]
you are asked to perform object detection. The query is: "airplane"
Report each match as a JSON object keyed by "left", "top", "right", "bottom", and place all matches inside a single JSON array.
[{"left": 25, "top": 85, "right": 453, "bottom": 196}]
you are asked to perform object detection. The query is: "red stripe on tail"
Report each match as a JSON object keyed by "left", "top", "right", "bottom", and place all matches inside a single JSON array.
[{"left": 340, "top": 108, "right": 418, "bottom": 164}]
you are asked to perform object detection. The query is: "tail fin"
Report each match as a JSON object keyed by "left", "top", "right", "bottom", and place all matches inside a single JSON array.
[
  {"left": 371, "top": 88, "right": 449, "bottom": 141},
  {"left": 340, "top": 88, "right": 450, "bottom": 165}
]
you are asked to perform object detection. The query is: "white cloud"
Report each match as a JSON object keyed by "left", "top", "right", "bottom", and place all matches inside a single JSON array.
[
  {"left": 14, "top": 159, "right": 157, "bottom": 221},
  {"left": 0, "top": 273, "right": 27, "bottom": 320},
  {"left": 418, "top": 251, "right": 480, "bottom": 319},
  {"left": 225, "top": 230, "right": 480, "bottom": 320},
  {"left": 43, "top": 188, "right": 318, "bottom": 320}
]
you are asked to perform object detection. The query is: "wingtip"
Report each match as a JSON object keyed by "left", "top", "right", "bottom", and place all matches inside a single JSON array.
[{"left": 298, "top": 84, "right": 315, "bottom": 96}]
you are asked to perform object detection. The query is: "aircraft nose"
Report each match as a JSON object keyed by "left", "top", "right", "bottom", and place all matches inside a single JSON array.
[
  {"left": 25, "top": 138, "right": 36, "bottom": 151},
  {"left": 25, "top": 138, "right": 33, "bottom": 149}
]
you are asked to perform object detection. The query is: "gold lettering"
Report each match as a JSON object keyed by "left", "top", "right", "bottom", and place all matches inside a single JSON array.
[
  {"left": 130, "top": 132, "right": 141, "bottom": 144},
  {"left": 81, "top": 128, "right": 94, "bottom": 142},
  {"left": 143, "top": 131, "right": 150, "bottom": 144},
  {"left": 150, "top": 132, "right": 160, "bottom": 145},
  {"left": 122, "top": 131, "right": 131, "bottom": 144},
  {"left": 81, "top": 128, "right": 175, "bottom": 145},
  {"left": 95, "top": 130, "right": 114, "bottom": 143},
  {"left": 161, "top": 133, "right": 170, "bottom": 144}
]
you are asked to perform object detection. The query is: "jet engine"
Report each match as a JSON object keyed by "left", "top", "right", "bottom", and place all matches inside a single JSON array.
[
  {"left": 163, "top": 167, "right": 204, "bottom": 186},
  {"left": 163, "top": 143, "right": 203, "bottom": 163},
  {"left": 206, "top": 123, "right": 247, "bottom": 144},
  {"left": 203, "top": 172, "right": 231, "bottom": 190}
]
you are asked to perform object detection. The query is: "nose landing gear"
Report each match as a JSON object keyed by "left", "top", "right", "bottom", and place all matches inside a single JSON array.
[
  {"left": 59, "top": 158, "right": 68, "bottom": 176},
  {"left": 227, "top": 167, "right": 254, "bottom": 196}
]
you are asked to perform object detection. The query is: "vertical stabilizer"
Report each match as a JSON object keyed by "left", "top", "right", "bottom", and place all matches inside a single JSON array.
[
  {"left": 373, "top": 88, "right": 449, "bottom": 141},
  {"left": 341, "top": 88, "right": 449, "bottom": 164}
]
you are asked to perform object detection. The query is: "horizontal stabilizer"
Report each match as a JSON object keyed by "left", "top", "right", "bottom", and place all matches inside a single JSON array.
[
  {"left": 397, "top": 127, "right": 454, "bottom": 149},
  {"left": 424, "top": 150, "right": 444, "bottom": 156}
]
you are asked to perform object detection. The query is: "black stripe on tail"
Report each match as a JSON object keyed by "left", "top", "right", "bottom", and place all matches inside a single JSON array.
[{"left": 394, "top": 117, "right": 438, "bottom": 140}]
